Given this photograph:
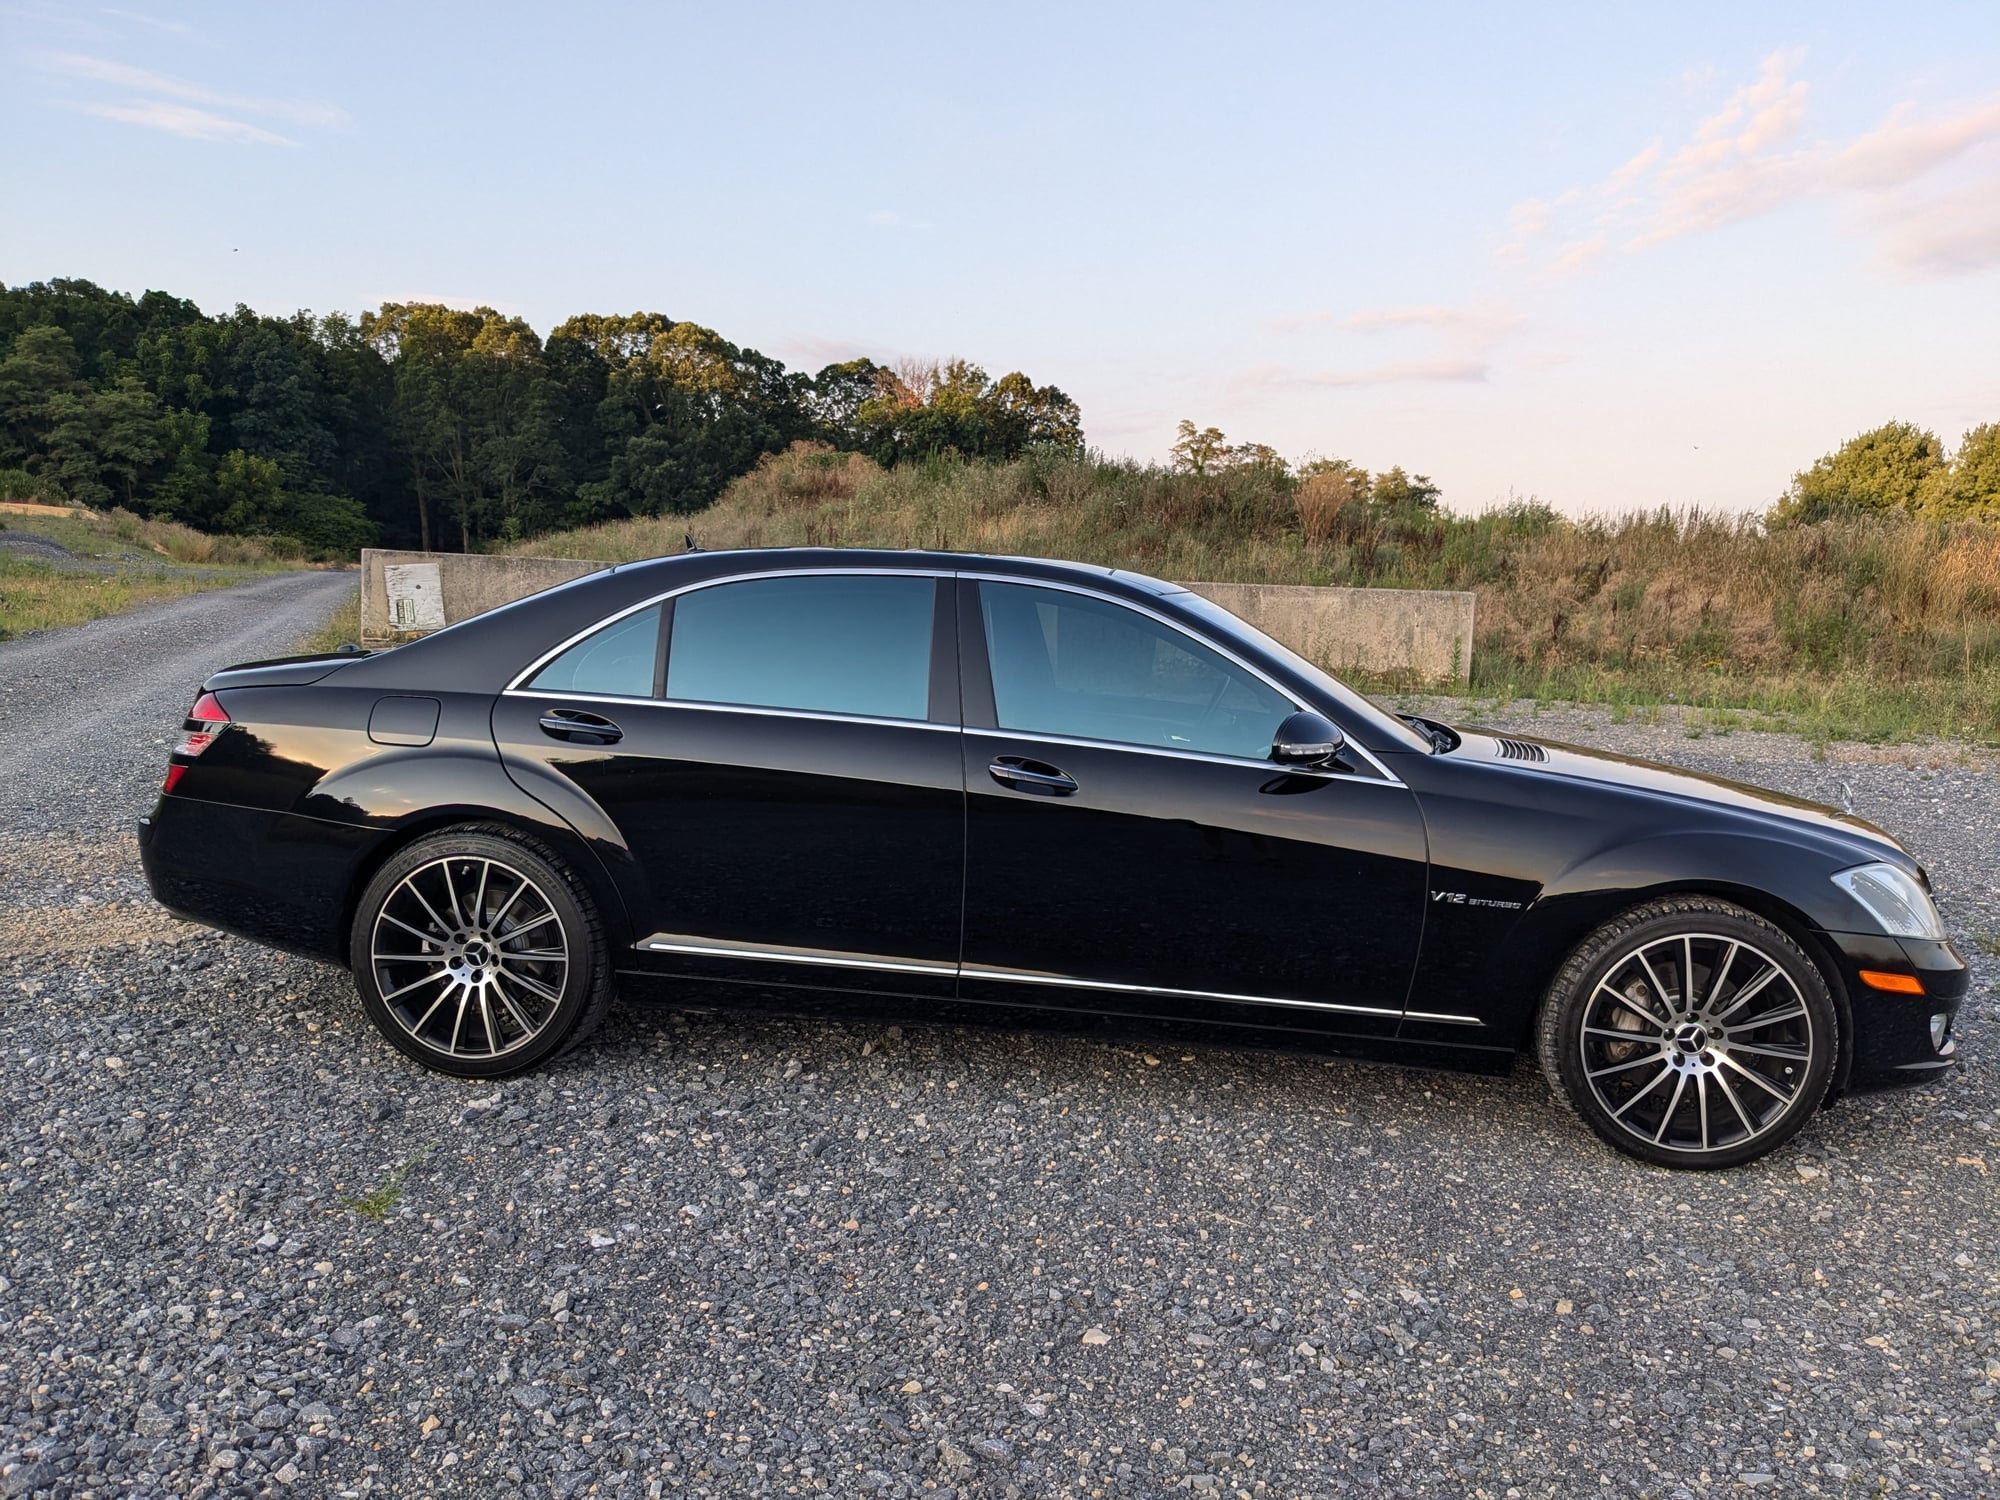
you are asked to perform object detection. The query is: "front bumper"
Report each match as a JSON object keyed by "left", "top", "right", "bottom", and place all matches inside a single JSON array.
[{"left": 1822, "top": 928, "right": 1968, "bottom": 1090}]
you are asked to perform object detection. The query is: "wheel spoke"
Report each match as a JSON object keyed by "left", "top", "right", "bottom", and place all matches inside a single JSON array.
[
  {"left": 1703, "top": 941, "right": 1740, "bottom": 1013},
  {"left": 471, "top": 860, "right": 491, "bottom": 928},
  {"left": 1610, "top": 1062, "right": 1675, "bottom": 1120},
  {"left": 1587, "top": 1051, "right": 1669, "bottom": 1080},
  {"left": 448, "top": 982, "right": 470, "bottom": 1054},
  {"left": 372, "top": 950, "right": 443, "bottom": 963},
  {"left": 1710, "top": 963, "right": 1780, "bottom": 1023},
  {"left": 410, "top": 986, "right": 453, "bottom": 1036},
  {"left": 1726, "top": 1040, "right": 1809, "bottom": 1062},
  {"left": 501, "top": 910, "right": 557, "bottom": 940},
  {"left": 441, "top": 862, "right": 465, "bottom": 928},
  {"left": 380, "top": 967, "right": 451, "bottom": 1003},
  {"left": 477, "top": 988, "right": 500, "bottom": 1054},
  {"left": 1712, "top": 1067, "right": 1758, "bottom": 1136},
  {"left": 502, "top": 948, "right": 568, "bottom": 965},
  {"left": 404, "top": 881, "right": 456, "bottom": 939},
  {"left": 1683, "top": 936, "right": 1698, "bottom": 1014},
  {"left": 504, "top": 967, "right": 563, "bottom": 1004},
  {"left": 1696, "top": 1072, "right": 1711, "bottom": 1152},
  {"left": 494, "top": 977, "right": 539, "bottom": 1036},
  {"left": 1718, "top": 1051, "right": 1795, "bottom": 1103},
  {"left": 1733, "top": 1003, "right": 1807, "bottom": 1030},
  {"left": 1634, "top": 950, "right": 1678, "bottom": 1013},
  {"left": 380, "top": 911, "right": 441, "bottom": 944},
  {"left": 1592, "top": 980, "right": 1668, "bottom": 1031},
  {"left": 489, "top": 874, "right": 529, "bottom": 928},
  {"left": 1653, "top": 1072, "right": 1690, "bottom": 1144}
]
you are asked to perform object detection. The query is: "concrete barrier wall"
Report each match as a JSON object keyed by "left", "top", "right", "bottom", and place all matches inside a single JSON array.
[
  {"left": 1185, "top": 581, "right": 1474, "bottom": 685},
  {"left": 359, "top": 549, "right": 1474, "bottom": 685}
]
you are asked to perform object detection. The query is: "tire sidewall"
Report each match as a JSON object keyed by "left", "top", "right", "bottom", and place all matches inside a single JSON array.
[
  {"left": 350, "top": 830, "right": 599, "bottom": 1079},
  {"left": 1547, "top": 903, "right": 1838, "bottom": 1170}
]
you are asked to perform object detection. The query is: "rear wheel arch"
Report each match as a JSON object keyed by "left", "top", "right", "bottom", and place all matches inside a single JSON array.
[{"left": 338, "top": 809, "right": 630, "bottom": 970}]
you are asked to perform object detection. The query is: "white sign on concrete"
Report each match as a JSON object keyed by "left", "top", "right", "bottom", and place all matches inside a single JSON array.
[{"left": 384, "top": 562, "right": 446, "bottom": 631}]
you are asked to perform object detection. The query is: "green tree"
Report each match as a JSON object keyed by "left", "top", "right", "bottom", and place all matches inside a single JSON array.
[
  {"left": 1771, "top": 421, "right": 1946, "bottom": 526},
  {"left": 1169, "top": 420, "right": 1231, "bottom": 475},
  {"left": 1920, "top": 422, "right": 2000, "bottom": 518},
  {"left": 40, "top": 377, "right": 163, "bottom": 507},
  {"left": 0, "top": 325, "right": 85, "bottom": 468},
  {"left": 1372, "top": 466, "right": 1442, "bottom": 512}
]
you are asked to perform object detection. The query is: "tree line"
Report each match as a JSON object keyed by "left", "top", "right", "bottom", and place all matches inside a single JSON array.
[{"left": 0, "top": 279, "right": 1084, "bottom": 553}]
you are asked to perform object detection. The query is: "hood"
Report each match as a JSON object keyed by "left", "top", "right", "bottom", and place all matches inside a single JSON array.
[{"left": 1456, "top": 725, "right": 1909, "bottom": 861}]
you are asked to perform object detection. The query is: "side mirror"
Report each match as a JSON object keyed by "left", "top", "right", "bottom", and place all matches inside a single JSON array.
[{"left": 1271, "top": 710, "right": 1346, "bottom": 768}]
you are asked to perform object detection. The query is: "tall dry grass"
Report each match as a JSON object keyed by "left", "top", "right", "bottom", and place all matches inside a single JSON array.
[{"left": 507, "top": 444, "right": 2000, "bottom": 741}]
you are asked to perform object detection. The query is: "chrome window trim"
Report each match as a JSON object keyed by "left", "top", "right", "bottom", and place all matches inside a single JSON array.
[
  {"left": 962, "top": 726, "right": 1380, "bottom": 781},
  {"left": 506, "top": 566, "right": 943, "bottom": 693},
  {"left": 499, "top": 688, "right": 958, "bottom": 733},
  {"left": 959, "top": 571, "right": 1403, "bottom": 787},
  {"left": 640, "top": 936, "right": 1482, "bottom": 1026},
  {"left": 505, "top": 561, "right": 1404, "bottom": 785}
]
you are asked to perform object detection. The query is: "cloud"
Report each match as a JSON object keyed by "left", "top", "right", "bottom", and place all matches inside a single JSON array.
[
  {"left": 41, "top": 49, "right": 347, "bottom": 144},
  {"left": 102, "top": 8, "right": 191, "bottom": 33},
  {"left": 79, "top": 99, "right": 294, "bottom": 144},
  {"left": 864, "top": 209, "right": 932, "bottom": 231},
  {"left": 1265, "top": 304, "right": 1522, "bottom": 339},
  {"left": 1235, "top": 358, "right": 1489, "bottom": 391},
  {"left": 1504, "top": 52, "right": 2000, "bottom": 278}
]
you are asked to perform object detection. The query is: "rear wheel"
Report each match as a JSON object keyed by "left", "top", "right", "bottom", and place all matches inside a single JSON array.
[
  {"left": 350, "top": 826, "right": 614, "bottom": 1077},
  {"left": 1537, "top": 897, "right": 1837, "bottom": 1168}
]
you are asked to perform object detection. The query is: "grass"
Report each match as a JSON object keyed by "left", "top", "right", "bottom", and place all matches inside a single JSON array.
[
  {"left": 0, "top": 506, "right": 304, "bottom": 641},
  {"left": 509, "top": 443, "right": 2000, "bottom": 745},
  {"left": 294, "top": 582, "right": 362, "bottom": 654},
  {"left": 1, "top": 505, "right": 298, "bottom": 566},
  {"left": 0, "top": 554, "right": 270, "bottom": 640}
]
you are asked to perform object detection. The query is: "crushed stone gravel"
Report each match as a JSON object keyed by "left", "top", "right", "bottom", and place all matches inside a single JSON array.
[{"left": 0, "top": 593, "right": 1994, "bottom": 1498}]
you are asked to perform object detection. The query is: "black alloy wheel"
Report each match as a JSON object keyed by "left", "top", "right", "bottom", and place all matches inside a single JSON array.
[
  {"left": 350, "top": 826, "right": 614, "bottom": 1077},
  {"left": 1537, "top": 896, "right": 1838, "bottom": 1168}
]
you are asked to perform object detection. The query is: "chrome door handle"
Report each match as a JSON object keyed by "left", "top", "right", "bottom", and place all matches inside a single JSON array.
[
  {"left": 989, "top": 757, "right": 1077, "bottom": 794},
  {"left": 539, "top": 708, "right": 622, "bottom": 744}
]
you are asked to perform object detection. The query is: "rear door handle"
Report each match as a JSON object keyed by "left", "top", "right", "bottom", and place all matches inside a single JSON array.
[
  {"left": 539, "top": 707, "right": 623, "bottom": 745},
  {"left": 989, "top": 756, "right": 1077, "bottom": 795}
]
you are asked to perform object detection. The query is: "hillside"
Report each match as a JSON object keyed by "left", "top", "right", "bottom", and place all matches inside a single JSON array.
[{"left": 508, "top": 444, "right": 2000, "bottom": 744}]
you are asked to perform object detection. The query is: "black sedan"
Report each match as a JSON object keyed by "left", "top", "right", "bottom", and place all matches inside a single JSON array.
[{"left": 140, "top": 550, "right": 1966, "bottom": 1168}]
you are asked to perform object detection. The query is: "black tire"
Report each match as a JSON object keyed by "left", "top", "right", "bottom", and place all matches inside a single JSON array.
[
  {"left": 1536, "top": 896, "right": 1837, "bottom": 1169},
  {"left": 349, "top": 824, "right": 615, "bottom": 1078}
]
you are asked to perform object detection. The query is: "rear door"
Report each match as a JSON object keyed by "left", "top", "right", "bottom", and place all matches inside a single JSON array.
[
  {"left": 956, "top": 577, "right": 1430, "bottom": 1037},
  {"left": 492, "top": 569, "right": 964, "bottom": 997}
]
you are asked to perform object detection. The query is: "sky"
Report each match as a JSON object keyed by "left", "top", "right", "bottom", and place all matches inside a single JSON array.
[{"left": 3, "top": 1, "right": 1998, "bottom": 515}]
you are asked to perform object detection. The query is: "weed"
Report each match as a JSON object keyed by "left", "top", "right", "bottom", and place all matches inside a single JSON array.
[{"left": 340, "top": 1149, "right": 428, "bottom": 1220}]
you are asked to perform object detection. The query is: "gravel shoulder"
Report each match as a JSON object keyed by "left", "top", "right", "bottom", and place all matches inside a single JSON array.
[{"left": 1, "top": 623, "right": 1995, "bottom": 1499}]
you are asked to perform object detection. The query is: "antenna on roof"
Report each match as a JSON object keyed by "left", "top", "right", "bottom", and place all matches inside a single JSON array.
[{"left": 684, "top": 531, "right": 702, "bottom": 553}]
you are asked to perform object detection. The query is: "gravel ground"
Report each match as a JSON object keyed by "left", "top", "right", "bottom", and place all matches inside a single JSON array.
[{"left": 1, "top": 597, "right": 1996, "bottom": 1499}]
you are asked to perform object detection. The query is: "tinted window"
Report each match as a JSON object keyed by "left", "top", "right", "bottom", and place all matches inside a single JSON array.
[
  {"left": 667, "top": 574, "right": 935, "bottom": 720},
  {"left": 526, "top": 603, "right": 661, "bottom": 697},
  {"left": 981, "top": 583, "right": 1295, "bottom": 759}
]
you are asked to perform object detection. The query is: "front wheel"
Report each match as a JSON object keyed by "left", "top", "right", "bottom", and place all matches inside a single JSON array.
[
  {"left": 1537, "top": 897, "right": 1838, "bottom": 1168},
  {"left": 350, "top": 825, "right": 615, "bottom": 1078}
]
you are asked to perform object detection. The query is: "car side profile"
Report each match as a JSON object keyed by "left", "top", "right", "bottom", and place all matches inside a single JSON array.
[{"left": 139, "top": 550, "right": 1966, "bottom": 1168}]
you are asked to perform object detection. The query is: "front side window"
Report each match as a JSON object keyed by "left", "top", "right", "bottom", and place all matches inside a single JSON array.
[
  {"left": 980, "top": 582, "right": 1295, "bottom": 759},
  {"left": 526, "top": 602, "right": 661, "bottom": 697},
  {"left": 666, "top": 574, "right": 936, "bottom": 721}
]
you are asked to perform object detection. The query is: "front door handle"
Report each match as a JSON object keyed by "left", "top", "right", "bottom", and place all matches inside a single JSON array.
[
  {"left": 989, "top": 756, "right": 1077, "bottom": 795},
  {"left": 539, "top": 707, "right": 623, "bottom": 745}
]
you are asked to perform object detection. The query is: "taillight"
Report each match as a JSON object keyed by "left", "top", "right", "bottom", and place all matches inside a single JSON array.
[{"left": 163, "top": 690, "right": 230, "bottom": 794}]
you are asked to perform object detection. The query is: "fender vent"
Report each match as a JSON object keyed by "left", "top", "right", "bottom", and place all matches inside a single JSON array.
[{"left": 1494, "top": 736, "right": 1548, "bottom": 763}]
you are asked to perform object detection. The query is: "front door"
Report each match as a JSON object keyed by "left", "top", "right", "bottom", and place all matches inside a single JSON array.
[
  {"left": 493, "top": 570, "right": 964, "bottom": 998},
  {"left": 956, "top": 579, "right": 1429, "bottom": 1037}
]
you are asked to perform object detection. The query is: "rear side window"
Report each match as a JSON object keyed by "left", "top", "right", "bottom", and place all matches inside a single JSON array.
[
  {"left": 666, "top": 574, "right": 936, "bottom": 721},
  {"left": 526, "top": 603, "right": 662, "bottom": 697}
]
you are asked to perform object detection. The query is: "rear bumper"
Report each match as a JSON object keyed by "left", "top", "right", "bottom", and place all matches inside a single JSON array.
[
  {"left": 140, "top": 795, "right": 371, "bottom": 966},
  {"left": 1822, "top": 928, "right": 1968, "bottom": 1091}
]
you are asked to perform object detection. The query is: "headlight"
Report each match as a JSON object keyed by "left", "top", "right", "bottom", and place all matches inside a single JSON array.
[{"left": 1832, "top": 862, "right": 1945, "bottom": 941}]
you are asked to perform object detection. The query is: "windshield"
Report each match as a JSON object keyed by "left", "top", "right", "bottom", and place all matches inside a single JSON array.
[{"left": 1171, "top": 593, "right": 1438, "bottom": 754}]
